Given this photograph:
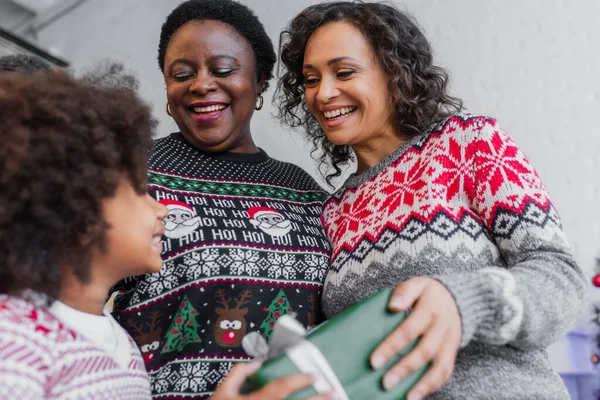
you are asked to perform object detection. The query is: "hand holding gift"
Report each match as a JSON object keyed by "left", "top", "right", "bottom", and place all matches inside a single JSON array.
[
  {"left": 213, "top": 360, "right": 333, "bottom": 400},
  {"left": 241, "top": 288, "right": 431, "bottom": 400},
  {"left": 371, "top": 277, "right": 462, "bottom": 400}
]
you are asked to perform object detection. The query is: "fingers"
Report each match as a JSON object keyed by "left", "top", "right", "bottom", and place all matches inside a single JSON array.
[
  {"left": 307, "top": 392, "right": 337, "bottom": 400},
  {"left": 255, "top": 372, "right": 315, "bottom": 399},
  {"left": 216, "top": 361, "right": 263, "bottom": 396},
  {"left": 388, "top": 277, "right": 429, "bottom": 311},
  {"left": 370, "top": 302, "right": 432, "bottom": 370},
  {"left": 381, "top": 318, "right": 446, "bottom": 390},
  {"left": 406, "top": 334, "right": 458, "bottom": 400},
  {"left": 214, "top": 363, "right": 319, "bottom": 400}
]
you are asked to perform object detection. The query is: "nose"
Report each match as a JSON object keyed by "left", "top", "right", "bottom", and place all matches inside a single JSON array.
[
  {"left": 315, "top": 75, "right": 340, "bottom": 104},
  {"left": 189, "top": 69, "right": 218, "bottom": 95},
  {"left": 150, "top": 195, "right": 169, "bottom": 220}
]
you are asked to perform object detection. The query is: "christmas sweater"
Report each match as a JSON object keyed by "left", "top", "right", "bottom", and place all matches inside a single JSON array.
[
  {"left": 321, "top": 114, "right": 587, "bottom": 399},
  {"left": 0, "top": 295, "right": 151, "bottom": 399},
  {"left": 112, "top": 132, "right": 330, "bottom": 399}
]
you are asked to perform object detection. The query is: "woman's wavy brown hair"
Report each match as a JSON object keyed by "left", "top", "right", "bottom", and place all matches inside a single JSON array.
[
  {"left": 0, "top": 66, "right": 155, "bottom": 299},
  {"left": 276, "top": 1, "right": 463, "bottom": 185}
]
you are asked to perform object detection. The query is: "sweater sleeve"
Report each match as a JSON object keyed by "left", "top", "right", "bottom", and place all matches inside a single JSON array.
[
  {"left": 434, "top": 118, "right": 587, "bottom": 350},
  {"left": 0, "top": 325, "right": 47, "bottom": 399}
]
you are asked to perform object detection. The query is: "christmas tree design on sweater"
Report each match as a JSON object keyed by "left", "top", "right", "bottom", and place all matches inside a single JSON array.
[
  {"left": 260, "top": 289, "right": 293, "bottom": 340},
  {"left": 162, "top": 295, "right": 201, "bottom": 354}
]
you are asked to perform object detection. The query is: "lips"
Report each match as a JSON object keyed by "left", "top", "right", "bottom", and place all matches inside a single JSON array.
[
  {"left": 186, "top": 102, "right": 229, "bottom": 123},
  {"left": 152, "top": 226, "right": 164, "bottom": 252},
  {"left": 188, "top": 102, "right": 229, "bottom": 114},
  {"left": 189, "top": 104, "right": 229, "bottom": 114},
  {"left": 322, "top": 106, "right": 357, "bottom": 121}
]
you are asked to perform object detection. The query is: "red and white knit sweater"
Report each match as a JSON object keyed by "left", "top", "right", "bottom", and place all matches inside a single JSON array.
[
  {"left": 0, "top": 295, "right": 151, "bottom": 399},
  {"left": 321, "top": 114, "right": 586, "bottom": 400}
]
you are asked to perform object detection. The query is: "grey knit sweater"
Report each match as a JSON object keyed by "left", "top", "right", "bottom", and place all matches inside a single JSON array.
[{"left": 320, "top": 114, "right": 587, "bottom": 399}]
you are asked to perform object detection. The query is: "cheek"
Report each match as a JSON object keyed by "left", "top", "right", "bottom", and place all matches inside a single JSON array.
[
  {"left": 226, "top": 75, "right": 255, "bottom": 98},
  {"left": 304, "top": 89, "right": 319, "bottom": 117},
  {"left": 166, "top": 83, "right": 185, "bottom": 105}
]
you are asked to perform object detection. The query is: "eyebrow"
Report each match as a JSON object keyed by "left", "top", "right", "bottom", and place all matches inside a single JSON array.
[
  {"left": 169, "top": 54, "right": 239, "bottom": 68},
  {"left": 303, "top": 56, "right": 359, "bottom": 70}
]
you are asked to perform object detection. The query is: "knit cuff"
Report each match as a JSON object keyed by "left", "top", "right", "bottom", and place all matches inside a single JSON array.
[{"left": 432, "top": 272, "right": 498, "bottom": 348}]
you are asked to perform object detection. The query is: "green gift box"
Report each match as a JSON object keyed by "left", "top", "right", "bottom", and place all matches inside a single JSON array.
[{"left": 241, "top": 288, "right": 430, "bottom": 400}]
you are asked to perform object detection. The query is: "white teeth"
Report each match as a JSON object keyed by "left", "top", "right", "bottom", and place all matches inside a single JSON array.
[
  {"left": 192, "top": 104, "right": 227, "bottom": 113},
  {"left": 323, "top": 107, "right": 355, "bottom": 119},
  {"left": 152, "top": 236, "right": 161, "bottom": 244}
]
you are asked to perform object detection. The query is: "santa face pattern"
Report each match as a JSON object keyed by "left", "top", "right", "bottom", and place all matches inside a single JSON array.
[
  {"left": 248, "top": 207, "right": 293, "bottom": 237},
  {"left": 111, "top": 135, "right": 329, "bottom": 399},
  {"left": 160, "top": 199, "right": 202, "bottom": 239}
]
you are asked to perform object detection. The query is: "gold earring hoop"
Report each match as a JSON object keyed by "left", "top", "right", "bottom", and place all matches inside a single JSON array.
[
  {"left": 255, "top": 94, "right": 264, "bottom": 111},
  {"left": 165, "top": 102, "right": 172, "bottom": 116}
]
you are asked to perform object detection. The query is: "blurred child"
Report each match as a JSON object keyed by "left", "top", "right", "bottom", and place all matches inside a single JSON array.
[{"left": 0, "top": 67, "right": 166, "bottom": 399}]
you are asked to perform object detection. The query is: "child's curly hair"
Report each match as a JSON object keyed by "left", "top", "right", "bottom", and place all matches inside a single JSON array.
[{"left": 0, "top": 67, "right": 155, "bottom": 299}]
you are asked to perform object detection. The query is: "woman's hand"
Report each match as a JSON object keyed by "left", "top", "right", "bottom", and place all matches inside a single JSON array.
[
  {"left": 212, "top": 360, "right": 334, "bottom": 400},
  {"left": 370, "top": 277, "right": 462, "bottom": 400}
]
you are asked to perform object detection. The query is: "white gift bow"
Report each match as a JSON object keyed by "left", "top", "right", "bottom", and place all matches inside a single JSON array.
[{"left": 242, "top": 314, "right": 349, "bottom": 400}]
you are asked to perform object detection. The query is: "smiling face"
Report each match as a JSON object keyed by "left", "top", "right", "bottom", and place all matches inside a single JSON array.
[
  {"left": 163, "top": 20, "right": 262, "bottom": 153},
  {"left": 93, "top": 176, "right": 168, "bottom": 279},
  {"left": 302, "top": 21, "right": 400, "bottom": 147}
]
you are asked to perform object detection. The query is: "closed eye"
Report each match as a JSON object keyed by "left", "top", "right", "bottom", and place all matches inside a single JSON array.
[
  {"left": 213, "top": 69, "right": 235, "bottom": 78},
  {"left": 304, "top": 77, "right": 320, "bottom": 87},
  {"left": 173, "top": 72, "right": 194, "bottom": 81},
  {"left": 337, "top": 70, "right": 355, "bottom": 78}
]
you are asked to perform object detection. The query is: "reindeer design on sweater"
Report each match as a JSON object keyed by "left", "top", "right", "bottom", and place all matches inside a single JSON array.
[
  {"left": 214, "top": 289, "right": 252, "bottom": 348},
  {"left": 127, "top": 311, "right": 162, "bottom": 364}
]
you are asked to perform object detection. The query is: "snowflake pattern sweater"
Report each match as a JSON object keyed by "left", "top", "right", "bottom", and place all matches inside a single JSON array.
[
  {"left": 0, "top": 295, "right": 151, "bottom": 399},
  {"left": 112, "top": 132, "right": 330, "bottom": 399},
  {"left": 321, "top": 114, "right": 586, "bottom": 399}
]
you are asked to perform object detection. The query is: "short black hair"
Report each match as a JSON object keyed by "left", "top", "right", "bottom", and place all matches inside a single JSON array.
[
  {"left": 0, "top": 54, "right": 51, "bottom": 73},
  {"left": 158, "top": 0, "right": 276, "bottom": 91},
  {"left": 0, "top": 65, "right": 155, "bottom": 299}
]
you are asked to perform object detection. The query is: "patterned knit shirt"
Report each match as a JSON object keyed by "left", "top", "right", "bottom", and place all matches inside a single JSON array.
[
  {"left": 0, "top": 295, "right": 151, "bottom": 399},
  {"left": 321, "top": 114, "right": 587, "bottom": 399},
  {"left": 112, "top": 132, "right": 330, "bottom": 399}
]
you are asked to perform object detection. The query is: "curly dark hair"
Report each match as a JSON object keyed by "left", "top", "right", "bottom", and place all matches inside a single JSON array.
[
  {"left": 276, "top": 1, "right": 463, "bottom": 185},
  {"left": 157, "top": 0, "right": 276, "bottom": 91},
  {"left": 0, "top": 67, "right": 155, "bottom": 299},
  {"left": 0, "top": 54, "right": 51, "bottom": 73}
]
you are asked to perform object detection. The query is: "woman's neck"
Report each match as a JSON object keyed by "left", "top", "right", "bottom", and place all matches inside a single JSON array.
[
  {"left": 180, "top": 129, "right": 260, "bottom": 155},
  {"left": 353, "top": 133, "right": 407, "bottom": 175}
]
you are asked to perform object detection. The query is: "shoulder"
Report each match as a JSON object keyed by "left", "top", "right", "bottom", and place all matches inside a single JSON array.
[
  {"left": 0, "top": 295, "right": 78, "bottom": 343},
  {"left": 266, "top": 157, "right": 329, "bottom": 194},
  {"left": 430, "top": 113, "right": 499, "bottom": 140},
  {"left": 0, "top": 296, "right": 79, "bottom": 375},
  {"left": 424, "top": 113, "right": 522, "bottom": 159},
  {"left": 151, "top": 133, "right": 179, "bottom": 156}
]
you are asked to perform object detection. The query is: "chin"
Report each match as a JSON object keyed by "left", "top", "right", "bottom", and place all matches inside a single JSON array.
[
  {"left": 146, "top": 258, "right": 164, "bottom": 274},
  {"left": 324, "top": 132, "right": 353, "bottom": 147}
]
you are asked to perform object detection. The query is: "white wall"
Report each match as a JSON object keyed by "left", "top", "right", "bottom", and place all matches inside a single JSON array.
[
  {"left": 0, "top": 0, "right": 32, "bottom": 28},
  {"left": 25, "top": 0, "right": 600, "bottom": 373}
]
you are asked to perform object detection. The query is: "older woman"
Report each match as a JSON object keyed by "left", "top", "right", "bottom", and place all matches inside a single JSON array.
[
  {"left": 111, "top": 1, "right": 331, "bottom": 399},
  {"left": 277, "top": 2, "right": 587, "bottom": 400}
]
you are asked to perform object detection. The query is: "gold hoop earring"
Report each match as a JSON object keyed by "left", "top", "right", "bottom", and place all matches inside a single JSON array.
[
  {"left": 165, "top": 102, "right": 172, "bottom": 117},
  {"left": 255, "top": 94, "right": 264, "bottom": 111}
]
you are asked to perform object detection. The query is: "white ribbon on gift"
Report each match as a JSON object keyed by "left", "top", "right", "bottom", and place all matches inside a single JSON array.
[{"left": 242, "top": 314, "right": 349, "bottom": 400}]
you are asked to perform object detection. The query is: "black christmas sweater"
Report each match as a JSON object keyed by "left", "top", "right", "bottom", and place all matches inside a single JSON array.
[{"left": 112, "top": 132, "right": 330, "bottom": 399}]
